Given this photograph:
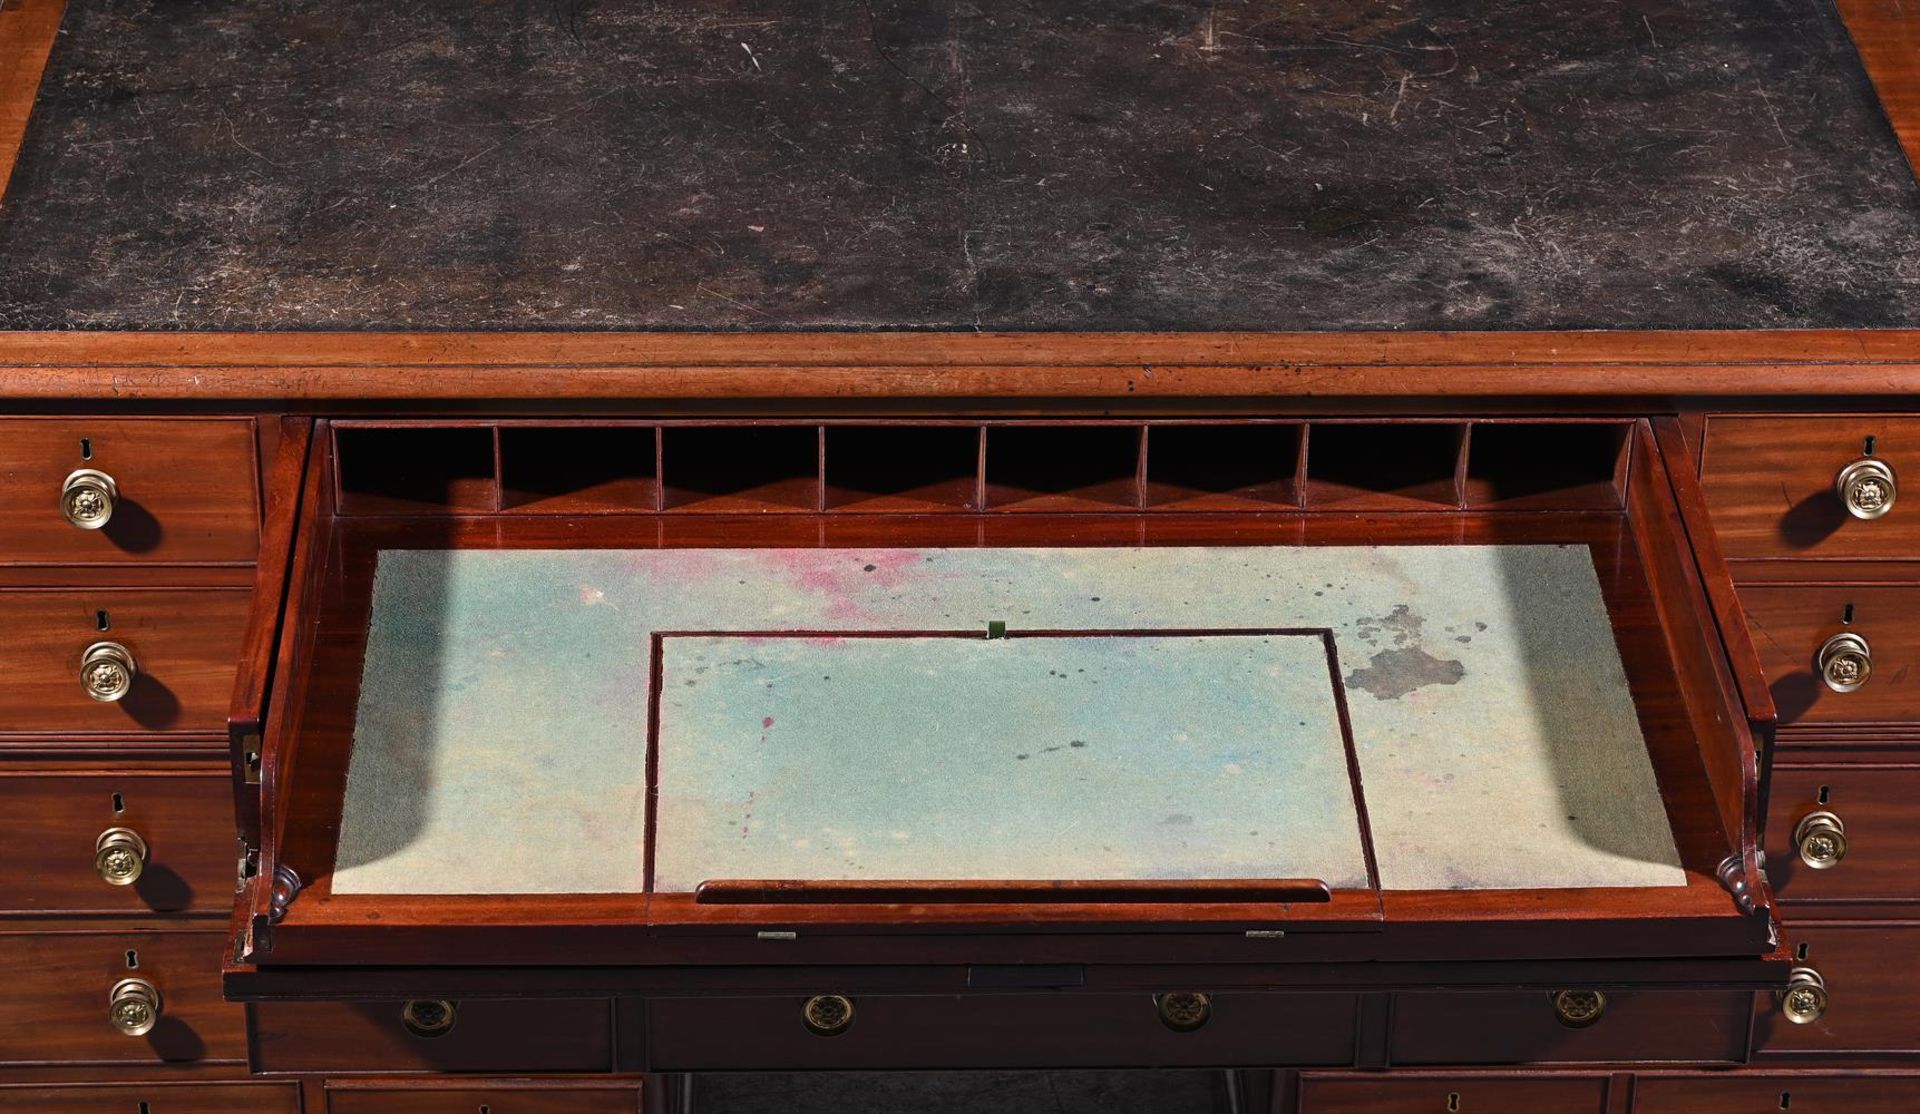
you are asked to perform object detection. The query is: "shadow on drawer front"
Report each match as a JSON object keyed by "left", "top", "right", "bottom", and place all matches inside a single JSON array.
[
  {"left": 646, "top": 993, "right": 1358, "bottom": 1071},
  {"left": 1297, "top": 1074, "right": 1608, "bottom": 1113},
  {"left": 1756, "top": 925, "right": 1920, "bottom": 1056},
  {"left": 1767, "top": 765, "right": 1920, "bottom": 903},
  {"left": 249, "top": 999, "right": 613, "bottom": 1073},
  {"left": 0, "top": 932, "right": 243, "bottom": 1067},
  {"left": 0, "top": 1082, "right": 299, "bottom": 1113},
  {"left": 1742, "top": 586, "right": 1919, "bottom": 726},
  {"left": 1634, "top": 1074, "right": 1920, "bottom": 1113},
  {"left": 1390, "top": 991, "right": 1750, "bottom": 1064},
  {"left": 325, "top": 1082, "right": 644, "bottom": 1113},
  {"left": 0, "top": 590, "right": 250, "bottom": 734},
  {"left": 0, "top": 772, "right": 231, "bottom": 914}
]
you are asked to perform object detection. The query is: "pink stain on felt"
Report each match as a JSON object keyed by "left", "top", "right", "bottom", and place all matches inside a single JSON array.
[
  {"left": 770, "top": 548, "right": 928, "bottom": 623},
  {"left": 762, "top": 716, "right": 775, "bottom": 728}
]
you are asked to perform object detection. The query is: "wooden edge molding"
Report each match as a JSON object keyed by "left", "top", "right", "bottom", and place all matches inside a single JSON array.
[
  {"left": 2, "top": 330, "right": 1920, "bottom": 399},
  {"left": 1837, "top": 0, "right": 1920, "bottom": 179},
  {"left": 0, "top": 0, "right": 63, "bottom": 206}
]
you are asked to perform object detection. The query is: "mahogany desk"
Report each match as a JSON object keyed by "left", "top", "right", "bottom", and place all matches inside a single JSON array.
[{"left": 1, "top": 1, "right": 1918, "bottom": 1111}]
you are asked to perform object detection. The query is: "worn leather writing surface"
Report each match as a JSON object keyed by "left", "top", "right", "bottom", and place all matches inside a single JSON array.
[{"left": 2, "top": 0, "right": 1917, "bottom": 331}]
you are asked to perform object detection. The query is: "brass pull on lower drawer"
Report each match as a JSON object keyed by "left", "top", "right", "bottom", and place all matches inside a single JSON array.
[
  {"left": 1780, "top": 967, "right": 1829, "bottom": 1025},
  {"left": 94, "top": 827, "right": 148, "bottom": 885},
  {"left": 1816, "top": 632, "right": 1871, "bottom": 693},
  {"left": 1794, "top": 810, "right": 1848, "bottom": 869},
  {"left": 61, "top": 467, "right": 118, "bottom": 530},
  {"left": 108, "top": 977, "right": 162, "bottom": 1036},
  {"left": 1835, "top": 457, "right": 1896, "bottom": 520},
  {"left": 79, "top": 641, "right": 137, "bottom": 703}
]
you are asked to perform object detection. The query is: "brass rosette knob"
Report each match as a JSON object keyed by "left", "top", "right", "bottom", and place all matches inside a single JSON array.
[
  {"left": 801, "top": 994, "right": 855, "bottom": 1037},
  {"left": 61, "top": 468, "right": 118, "bottom": 530},
  {"left": 1551, "top": 989, "right": 1607, "bottom": 1028},
  {"left": 1781, "top": 967, "right": 1829, "bottom": 1025},
  {"left": 400, "top": 998, "right": 457, "bottom": 1038},
  {"left": 1156, "top": 991, "right": 1213, "bottom": 1032},
  {"left": 1816, "top": 632, "right": 1872, "bottom": 694},
  {"left": 94, "top": 827, "right": 149, "bottom": 886},
  {"left": 1835, "top": 458, "right": 1896, "bottom": 520},
  {"left": 1794, "top": 810, "right": 1848, "bottom": 870},
  {"left": 108, "top": 977, "right": 162, "bottom": 1037},
  {"left": 80, "top": 641, "right": 137, "bottom": 703}
]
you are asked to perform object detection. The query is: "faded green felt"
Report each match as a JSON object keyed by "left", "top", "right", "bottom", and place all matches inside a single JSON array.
[{"left": 333, "top": 546, "right": 1686, "bottom": 895}]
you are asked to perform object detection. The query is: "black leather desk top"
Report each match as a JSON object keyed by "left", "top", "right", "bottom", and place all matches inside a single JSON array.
[{"left": 2, "top": 0, "right": 1917, "bottom": 332}]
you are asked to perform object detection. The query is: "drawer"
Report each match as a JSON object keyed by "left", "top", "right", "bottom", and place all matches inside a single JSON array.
[
  {"left": 1755, "top": 924, "right": 1920, "bottom": 1055},
  {"left": 1296, "top": 1074, "right": 1607, "bottom": 1113},
  {"left": 1389, "top": 991, "right": 1751, "bottom": 1064},
  {"left": 326, "top": 1082, "right": 643, "bottom": 1113},
  {"left": 0, "top": 930, "right": 244, "bottom": 1066},
  {"left": 0, "top": 771, "right": 232, "bottom": 914},
  {"left": 1700, "top": 416, "right": 1920, "bottom": 560},
  {"left": 0, "top": 589, "right": 250, "bottom": 734},
  {"left": 1741, "top": 586, "right": 1918, "bottom": 725},
  {"left": 1766, "top": 766, "right": 1920, "bottom": 904},
  {"left": 645, "top": 992, "right": 1359, "bottom": 1070},
  {"left": 249, "top": 998, "right": 613, "bottom": 1074},
  {"left": 0, "top": 1082, "right": 299, "bottom": 1113},
  {"left": 0, "top": 418, "right": 259, "bottom": 565},
  {"left": 1633, "top": 1074, "right": 1920, "bottom": 1113}
]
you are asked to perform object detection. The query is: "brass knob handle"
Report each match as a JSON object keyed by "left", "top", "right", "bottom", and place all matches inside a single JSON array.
[
  {"left": 1817, "top": 632, "right": 1872, "bottom": 694},
  {"left": 1551, "top": 989, "right": 1607, "bottom": 1029},
  {"left": 1836, "top": 458, "right": 1897, "bottom": 520},
  {"left": 94, "top": 827, "right": 148, "bottom": 886},
  {"left": 801, "top": 994, "right": 855, "bottom": 1037},
  {"left": 1794, "top": 810, "right": 1848, "bottom": 870},
  {"left": 80, "top": 641, "right": 138, "bottom": 703},
  {"left": 1781, "top": 966, "right": 1829, "bottom": 1025},
  {"left": 61, "top": 468, "right": 118, "bottom": 530},
  {"left": 400, "top": 998, "right": 457, "bottom": 1038},
  {"left": 1156, "top": 991, "right": 1213, "bottom": 1032},
  {"left": 108, "top": 977, "right": 162, "bottom": 1036}
]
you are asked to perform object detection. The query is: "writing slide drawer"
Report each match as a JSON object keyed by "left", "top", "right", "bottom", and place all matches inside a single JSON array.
[
  {"left": 1633, "top": 1074, "right": 1920, "bottom": 1113},
  {"left": 0, "top": 931, "right": 243, "bottom": 1066},
  {"left": 1701, "top": 416, "right": 1920, "bottom": 560},
  {"left": 1389, "top": 991, "right": 1750, "bottom": 1064},
  {"left": 0, "top": 1082, "right": 299, "bottom": 1113},
  {"left": 1766, "top": 765, "right": 1920, "bottom": 904},
  {"left": 1741, "top": 586, "right": 1919, "bottom": 725},
  {"left": 1296, "top": 1074, "right": 1607, "bottom": 1113},
  {"left": 248, "top": 999, "right": 613, "bottom": 1074},
  {"left": 0, "top": 771, "right": 232, "bottom": 914},
  {"left": 326, "top": 1082, "right": 643, "bottom": 1113},
  {"left": 0, "top": 418, "right": 259, "bottom": 565},
  {"left": 645, "top": 992, "right": 1359, "bottom": 1071},
  {"left": 1754, "top": 924, "right": 1920, "bottom": 1055},
  {"left": 0, "top": 589, "right": 249, "bottom": 734}
]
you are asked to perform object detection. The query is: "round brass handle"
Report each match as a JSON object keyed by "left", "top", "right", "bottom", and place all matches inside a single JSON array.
[
  {"left": 108, "top": 977, "right": 162, "bottom": 1037},
  {"left": 1817, "top": 632, "right": 1872, "bottom": 694},
  {"left": 1156, "top": 991, "right": 1213, "bottom": 1032},
  {"left": 94, "top": 827, "right": 148, "bottom": 886},
  {"left": 61, "top": 468, "right": 118, "bottom": 530},
  {"left": 1794, "top": 810, "right": 1848, "bottom": 870},
  {"left": 1835, "top": 458, "right": 1897, "bottom": 520},
  {"left": 1781, "top": 966, "right": 1829, "bottom": 1025},
  {"left": 400, "top": 998, "right": 457, "bottom": 1038},
  {"left": 1551, "top": 989, "right": 1608, "bottom": 1029},
  {"left": 801, "top": 994, "right": 855, "bottom": 1037},
  {"left": 80, "top": 641, "right": 137, "bottom": 703}
]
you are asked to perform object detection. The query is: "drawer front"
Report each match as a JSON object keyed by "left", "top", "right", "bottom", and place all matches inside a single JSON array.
[
  {"left": 645, "top": 992, "right": 1358, "bottom": 1070},
  {"left": 1389, "top": 991, "right": 1750, "bottom": 1065},
  {"left": 1766, "top": 766, "right": 1920, "bottom": 904},
  {"left": 1297, "top": 1075, "right": 1607, "bottom": 1113},
  {"left": 0, "top": 1083, "right": 299, "bottom": 1113},
  {"left": 0, "top": 589, "right": 250, "bottom": 734},
  {"left": 328, "top": 1084, "right": 643, "bottom": 1113},
  {"left": 0, "top": 771, "right": 232, "bottom": 914},
  {"left": 1755, "top": 924, "right": 1920, "bottom": 1055},
  {"left": 1701, "top": 416, "right": 1920, "bottom": 560},
  {"left": 1633, "top": 1075, "right": 1920, "bottom": 1113},
  {"left": 249, "top": 999, "right": 613, "bottom": 1074},
  {"left": 1741, "top": 586, "right": 1919, "bottom": 725},
  {"left": 0, "top": 418, "right": 259, "bottom": 565},
  {"left": 0, "top": 931, "right": 244, "bottom": 1066}
]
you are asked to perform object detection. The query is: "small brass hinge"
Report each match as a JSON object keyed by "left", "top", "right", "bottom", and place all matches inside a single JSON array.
[
  {"left": 235, "top": 837, "right": 259, "bottom": 894},
  {"left": 240, "top": 733, "right": 263, "bottom": 785}
]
